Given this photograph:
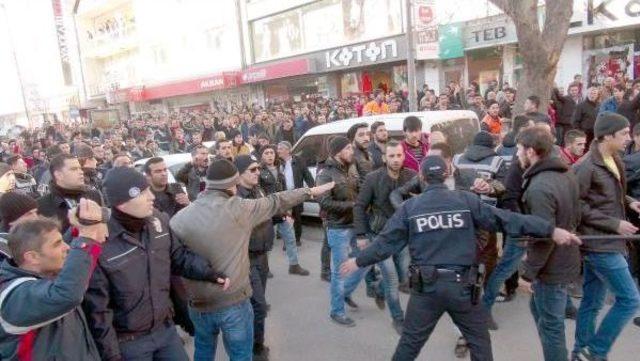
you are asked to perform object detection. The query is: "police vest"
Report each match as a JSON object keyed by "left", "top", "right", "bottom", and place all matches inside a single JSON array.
[{"left": 452, "top": 154, "right": 504, "bottom": 206}]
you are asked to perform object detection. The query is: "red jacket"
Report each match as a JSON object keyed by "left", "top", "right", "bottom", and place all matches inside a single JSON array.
[{"left": 401, "top": 134, "right": 430, "bottom": 172}]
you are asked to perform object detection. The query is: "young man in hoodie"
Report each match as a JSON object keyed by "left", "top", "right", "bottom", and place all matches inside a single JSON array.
[{"left": 517, "top": 126, "right": 582, "bottom": 361}]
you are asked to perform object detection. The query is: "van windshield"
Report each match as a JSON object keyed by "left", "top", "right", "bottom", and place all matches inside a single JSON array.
[{"left": 293, "top": 116, "right": 479, "bottom": 166}]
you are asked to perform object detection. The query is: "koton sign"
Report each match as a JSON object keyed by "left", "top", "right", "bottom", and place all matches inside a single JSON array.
[{"left": 323, "top": 39, "right": 400, "bottom": 69}]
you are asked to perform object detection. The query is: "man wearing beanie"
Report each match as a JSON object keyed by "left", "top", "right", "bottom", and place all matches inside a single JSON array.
[
  {"left": 0, "top": 192, "right": 39, "bottom": 262},
  {"left": 169, "top": 159, "right": 333, "bottom": 361},
  {"left": 572, "top": 111, "right": 640, "bottom": 360},
  {"left": 83, "top": 167, "right": 229, "bottom": 361},
  {"left": 38, "top": 154, "right": 103, "bottom": 234},
  {"left": 316, "top": 135, "right": 367, "bottom": 327},
  {"left": 340, "top": 155, "right": 581, "bottom": 361}
]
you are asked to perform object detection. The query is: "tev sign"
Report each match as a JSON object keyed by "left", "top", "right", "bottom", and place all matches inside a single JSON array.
[{"left": 324, "top": 39, "right": 399, "bottom": 69}]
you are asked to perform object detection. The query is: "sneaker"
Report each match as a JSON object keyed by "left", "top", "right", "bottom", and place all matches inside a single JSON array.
[
  {"left": 375, "top": 294, "right": 386, "bottom": 310},
  {"left": 576, "top": 347, "right": 607, "bottom": 361},
  {"left": 267, "top": 271, "right": 274, "bottom": 279},
  {"left": 565, "top": 305, "right": 578, "bottom": 320},
  {"left": 392, "top": 319, "right": 404, "bottom": 335},
  {"left": 253, "top": 343, "right": 270, "bottom": 361},
  {"left": 320, "top": 273, "right": 331, "bottom": 282},
  {"left": 454, "top": 336, "right": 469, "bottom": 359},
  {"left": 634, "top": 316, "right": 640, "bottom": 327},
  {"left": 487, "top": 313, "right": 499, "bottom": 331},
  {"left": 345, "top": 297, "right": 359, "bottom": 309},
  {"left": 330, "top": 314, "right": 356, "bottom": 327},
  {"left": 288, "top": 264, "right": 310, "bottom": 276},
  {"left": 366, "top": 287, "right": 376, "bottom": 298},
  {"left": 398, "top": 282, "right": 410, "bottom": 294},
  {"left": 495, "top": 292, "right": 515, "bottom": 303}
]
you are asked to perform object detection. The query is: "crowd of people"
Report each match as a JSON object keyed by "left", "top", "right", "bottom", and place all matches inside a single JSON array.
[{"left": 0, "top": 71, "right": 638, "bottom": 361}]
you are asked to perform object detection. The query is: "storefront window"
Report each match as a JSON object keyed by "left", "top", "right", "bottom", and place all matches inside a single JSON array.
[{"left": 582, "top": 29, "right": 639, "bottom": 86}]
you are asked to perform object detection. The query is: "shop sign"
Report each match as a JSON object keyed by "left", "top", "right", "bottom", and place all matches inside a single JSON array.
[
  {"left": 414, "top": 0, "right": 439, "bottom": 60},
  {"left": 137, "top": 72, "right": 239, "bottom": 101},
  {"left": 240, "top": 59, "right": 313, "bottom": 84},
  {"left": 569, "top": 0, "right": 640, "bottom": 34},
  {"left": 317, "top": 38, "right": 404, "bottom": 71},
  {"left": 463, "top": 15, "right": 517, "bottom": 50},
  {"left": 439, "top": 23, "right": 465, "bottom": 60}
]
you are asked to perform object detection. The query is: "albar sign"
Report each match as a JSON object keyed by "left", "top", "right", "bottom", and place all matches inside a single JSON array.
[
  {"left": 200, "top": 77, "right": 225, "bottom": 90},
  {"left": 325, "top": 40, "right": 398, "bottom": 69}
]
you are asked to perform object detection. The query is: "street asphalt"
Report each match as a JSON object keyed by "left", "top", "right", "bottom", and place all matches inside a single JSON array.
[{"left": 183, "top": 224, "right": 639, "bottom": 361}]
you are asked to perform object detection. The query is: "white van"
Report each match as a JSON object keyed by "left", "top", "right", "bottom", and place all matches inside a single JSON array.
[{"left": 291, "top": 110, "right": 480, "bottom": 217}]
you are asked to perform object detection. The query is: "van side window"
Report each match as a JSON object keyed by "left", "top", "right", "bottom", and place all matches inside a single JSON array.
[
  {"left": 294, "top": 135, "right": 327, "bottom": 167},
  {"left": 430, "top": 118, "right": 477, "bottom": 154}
]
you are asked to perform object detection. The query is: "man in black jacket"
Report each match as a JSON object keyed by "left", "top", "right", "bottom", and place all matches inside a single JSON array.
[
  {"left": 176, "top": 145, "right": 209, "bottom": 201},
  {"left": 555, "top": 83, "right": 581, "bottom": 146},
  {"left": 348, "top": 122, "right": 373, "bottom": 182},
  {"left": 144, "top": 157, "right": 189, "bottom": 217},
  {"left": 236, "top": 155, "right": 274, "bottom": 361},
  {"left": 353, "top": 140, "right": 416, "bottom": 334},
  {"left": 368, "top": 121, "right": 388, "bottom": 170},
  {"left": 37, "top": 154, "right": 103, "bottom": 234},
  {"left": 572, "top": 86, "right": 600, "bottom": 145},
  {"left": 572, "top": 112, "right": 640, "bottom": 360},
  {"left": 277, "top": 141, "right": 315, "bottom": 246},
  {"left": 316, "top": 136, "right": 364, "bottom": 327},
  {"left": 83, "top": 167, "right": 229, "bottom": 361},
  {"left": 517, "top": 126, "right": 581, "bottom": 361}
]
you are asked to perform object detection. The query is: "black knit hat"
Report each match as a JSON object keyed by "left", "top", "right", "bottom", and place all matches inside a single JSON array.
[
  {"left": 206, "top": 159, "right": 239, "bottom": 190},
  {"left": 594, "top": 112, "right": 630, "bottom": 138},
  {"left": 473, "top": 131, "right": 495, "bottom": 148},
  {"left": 0, "top": 192, "right": 37, "bottom": 229},
  {"left": 328, "top": 136, "right": 351, "bottom": 157},
  {"left": 234, "top": 155, "right": 258, "bottom": 174},
  {"left": 103, "top": 167, "right": 150, "bottom": 207},
  {"left": 420, "top": 155, "right": 447, "bottom": 184}
]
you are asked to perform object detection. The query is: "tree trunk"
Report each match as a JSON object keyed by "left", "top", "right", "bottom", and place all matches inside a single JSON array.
[{"left": 489, "top": 0, "right": 573, "bottom": 115}]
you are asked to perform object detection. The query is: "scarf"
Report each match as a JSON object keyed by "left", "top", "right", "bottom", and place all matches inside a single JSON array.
[
  {"left": 111, "top": 207, "right": 146, "bottom": 234},
  {"left": 50, "top": 181, "right": 86, "bottom": 199}
]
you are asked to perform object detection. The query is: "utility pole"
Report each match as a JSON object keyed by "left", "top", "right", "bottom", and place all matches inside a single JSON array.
[
  {"left": 405, "top": 0, "right": 417, "bottom": 112},
  {"left": 1, "top": 1, "right": 31, "bottom": 125}
]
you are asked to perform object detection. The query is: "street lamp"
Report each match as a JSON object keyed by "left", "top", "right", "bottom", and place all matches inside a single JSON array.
[{"left": 0, "top": 0, "right": 32, "bottom": 126}]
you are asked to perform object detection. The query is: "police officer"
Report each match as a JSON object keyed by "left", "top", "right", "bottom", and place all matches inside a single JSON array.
[{"left": 340, "top": 155, "right": 581, "bottom": 361}]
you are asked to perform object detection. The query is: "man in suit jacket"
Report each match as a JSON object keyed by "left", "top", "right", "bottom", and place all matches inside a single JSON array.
[{"left": 277, "top": 141, "right": 315, "bottom": 245}]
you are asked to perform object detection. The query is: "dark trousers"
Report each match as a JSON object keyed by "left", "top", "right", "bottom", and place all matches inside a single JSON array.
[
  {"left": 292, "top": 206, "right": 303, "bottom": 244},
  {"left": 249, "top": 253, "right": 269, "bottom": 346},
  {"left": 502, "top": 236, "right": 520, "bottom": 295},
  {"left": 170, "top": 276, "right": 194, "bottom": 336},
  {"left": 477, "top": 230, "right": 498, "bottom": 282},
  {"left": 119, "top": 323, "right": 188, "bottom": 361},
  {"left": 321, "top": 225, "right": 331, "bottom": 276},
  {"left": 555, "top": 124, "right": 572, "bottom": 146},
  {"left": 392, "top": 281, "right": 492, "bottom": 361}
]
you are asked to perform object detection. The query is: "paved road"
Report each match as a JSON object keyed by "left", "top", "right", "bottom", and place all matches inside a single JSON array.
[{"left": 185, "top": 224, "right": 639, "bottom": 361}]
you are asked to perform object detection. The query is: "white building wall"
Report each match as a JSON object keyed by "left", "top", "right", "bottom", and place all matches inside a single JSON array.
[{"left": 555, "top": 35, "right": 583, "bottom": 91}]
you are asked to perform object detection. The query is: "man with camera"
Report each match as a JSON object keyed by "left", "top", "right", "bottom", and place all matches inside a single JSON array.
[{"left": 0, "top": 199, "right": 107, "bottom": 360}]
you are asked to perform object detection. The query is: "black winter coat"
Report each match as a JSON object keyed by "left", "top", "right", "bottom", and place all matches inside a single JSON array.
[
  {"left": 574, "top": 141, "right": 635, "bottom": 254},
  {"left": 521, "top": 157, "right": 581, "bottom": 283},
  {"left": 353, "top": 167, "right": 416, "bottom": 235},
  {"left": 316, "top": 158, "right": 359, "bottom": 227},
  {"left": 237, "top": 185, "right": 275, "bottom": 252},
  {"left": 83, "top": 210, "right": 219, "bottom": 360}
]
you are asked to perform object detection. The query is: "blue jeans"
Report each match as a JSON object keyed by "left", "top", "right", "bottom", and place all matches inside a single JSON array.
[
  {"left": 482, "top": 239, "right": 526, "bottom": 311},
  {"left": 379, "top": 256, "right": 404, "bottom": 321},
  {"left": 573, "top": 252, "right": 640, "bottom": 357},
  {"left": 327, "top": 227, "right": 367, "bottom": 317},
  {"left": 275, "top": 221, "right": 299, "bottom": 265},
  {"left": 188, "top": 299, "right": 254, "bottom": 361},
  {"left": 530, "top": 281, "right": 570, "bottom": 361}
]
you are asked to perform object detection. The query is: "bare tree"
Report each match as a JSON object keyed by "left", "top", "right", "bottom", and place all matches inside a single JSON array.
[{"left": 489, "top": 0, "right": 573, "bottom": 114}]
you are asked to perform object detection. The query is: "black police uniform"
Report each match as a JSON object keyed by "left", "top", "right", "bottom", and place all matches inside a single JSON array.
[{"left": 355, "top": 178, "right": 556, "bottom": 361}]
